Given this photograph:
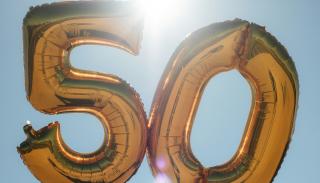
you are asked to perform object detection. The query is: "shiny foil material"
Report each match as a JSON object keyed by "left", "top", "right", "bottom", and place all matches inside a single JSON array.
[
  {"left": 147, "top": 20, "right": 299, "bottom": 183},
  {"left": 18, "top": 1, "right": 299, "bottom": 183},
  {"left": 18, "top": 1, "right": 147, "bottom": 183}
]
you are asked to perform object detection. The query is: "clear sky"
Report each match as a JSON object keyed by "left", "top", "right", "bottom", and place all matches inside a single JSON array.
[{"left": 0, "top": 0, "right": 319, "bottom": 182}]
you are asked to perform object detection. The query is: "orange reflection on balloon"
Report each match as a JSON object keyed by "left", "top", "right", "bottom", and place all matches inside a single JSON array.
[{"left": 147, "top": 19, "right": 299, "bottom": 183}]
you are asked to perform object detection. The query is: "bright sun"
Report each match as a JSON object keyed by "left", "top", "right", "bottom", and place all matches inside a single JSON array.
[{"left": 136, "top": 0, "right": 182, "bottom": 29}]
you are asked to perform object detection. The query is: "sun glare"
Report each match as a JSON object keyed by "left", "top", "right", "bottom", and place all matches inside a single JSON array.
[{"left": 137, "top": 0, "right": 182, "bottom": 29}]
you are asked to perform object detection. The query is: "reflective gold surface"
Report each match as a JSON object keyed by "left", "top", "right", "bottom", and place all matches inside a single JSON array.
[
  {"left": 18, "top": 1, "right": 298, "bottom": 182},
  {"left": 18, "top": 1, "right": 147, "bottom": 183},
  {"left": 147, "top": 19, "right": 299, "bottom": 183}
]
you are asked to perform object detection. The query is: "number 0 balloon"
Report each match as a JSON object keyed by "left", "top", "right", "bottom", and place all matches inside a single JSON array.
[
  {"left": 18, "top": 1, "right": 299, "bottom": 183},
  {"left": 147, "top": 20, "right": 298, "bottom": 182}
]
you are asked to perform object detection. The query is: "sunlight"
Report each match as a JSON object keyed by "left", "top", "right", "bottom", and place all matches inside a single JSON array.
[{"left": 137, "top": 0, "right": 182, "bottom": 30}]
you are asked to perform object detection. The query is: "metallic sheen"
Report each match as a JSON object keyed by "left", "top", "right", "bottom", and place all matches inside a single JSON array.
[
  {"left": 18, "top": 1, "right": 147, "bottom": 183},
  {"left": 147, "top": 19, "right": 299, "bottom": 183}
]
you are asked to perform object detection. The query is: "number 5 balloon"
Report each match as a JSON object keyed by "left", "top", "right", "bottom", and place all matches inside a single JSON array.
[
  {"left": 18, "top": 1, "right": 147, "bottom": 183},
  {"left": 147, "top": 20, "right": 298, "bottom": 182}
]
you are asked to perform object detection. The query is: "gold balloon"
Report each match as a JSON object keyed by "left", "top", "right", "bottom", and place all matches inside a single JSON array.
[
  {"left": 147, "top": 19, "right": 299, "bottom": 182},
  {"left": 18, "top": 1, "right": 147, "bottom": 183}
]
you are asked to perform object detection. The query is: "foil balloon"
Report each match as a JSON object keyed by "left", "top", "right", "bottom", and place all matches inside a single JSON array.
[
  {"left": 18, "top": 1, "right": 147, "bottom": 183},
  {"left": 147, "top": 19, "right": 299, "bottom": 182}
]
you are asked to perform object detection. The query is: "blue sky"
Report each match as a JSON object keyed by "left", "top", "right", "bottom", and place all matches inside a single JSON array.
[{"left": 0, "top": 0, "right": 319, "bottom": 182}]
